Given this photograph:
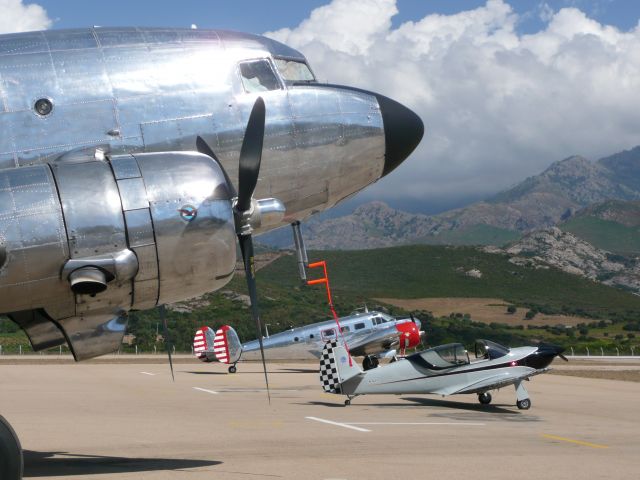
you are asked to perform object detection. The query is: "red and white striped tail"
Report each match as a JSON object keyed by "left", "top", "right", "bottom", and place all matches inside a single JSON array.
[
  {"left": 214, "top": 326, "right": 233, "bottom": 363},
  {"left": 193, "top": 326, "right": 215, "bottom": 362},
  {"left": 215, "top": 325, "right": 243, "bottom": 365},
  {"left": 193, "top": 325, "right": 242, "bottom": 364}
]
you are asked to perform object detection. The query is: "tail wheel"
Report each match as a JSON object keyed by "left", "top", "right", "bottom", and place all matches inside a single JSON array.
[
  {"left": 517, "top": 398, "right": 531, "bottom": 410},
  {"left": 228, "top": 365, "right": 237, "bottom": 374},
  {"left": 0, "top": 416, "right": 23, "bottom": 480},
  {"left": 478, "top": 392, "right": 492, "bottom": 405}
]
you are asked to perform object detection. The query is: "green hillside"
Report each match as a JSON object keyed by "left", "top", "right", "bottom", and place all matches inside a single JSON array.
[
  {"left": 562, "top": 217, "right": 640, "bottom": 255},
  {"left": 2, "top": 245, "right": 640, "bottom": 355},
  {"left": 261, "top": 245, "right": 640, "bottom": 319}
]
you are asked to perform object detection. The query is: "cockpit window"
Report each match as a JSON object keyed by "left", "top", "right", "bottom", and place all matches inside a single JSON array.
[
  {"left": 239, "top": 59, "right": 281, "bottom": 93},
  {"left": 415, "top": 343, "right": 470, "bottom": 369},
  {"left": 274, "top": 58, "right": 316, "bottom": 83}
]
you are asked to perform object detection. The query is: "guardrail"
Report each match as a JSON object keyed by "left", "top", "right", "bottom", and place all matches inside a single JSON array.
[{"left": 0, "top": 345, "right": 194, "bottom": 356}]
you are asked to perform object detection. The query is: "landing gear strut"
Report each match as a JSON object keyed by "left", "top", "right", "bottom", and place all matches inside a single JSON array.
[
  {"left": 514, "top": 380, "right": 531, "bottom": 410},
  {"left": 478, "top": 392, "right": 492, "bottom": 405},
  {"left": 362, "top": 355, "right": 379, "bottom": 371},
  {"left": 0, "top": 415, "right": 22, "bottom": 480},
  {"left": 228, "top": 364, "right": 237, "bottom": 374}
]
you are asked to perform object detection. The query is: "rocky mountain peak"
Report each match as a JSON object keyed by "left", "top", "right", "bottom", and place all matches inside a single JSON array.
[{"left": 503, "top": 228, "right": 639, "bottom": 293}]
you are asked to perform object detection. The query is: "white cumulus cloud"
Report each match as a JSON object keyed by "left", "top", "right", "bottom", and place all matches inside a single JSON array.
[
  {"left": 267, "top": 0, "right": 640, "bottom": 208},
  {"left": 0, "top": 0, "right": 51, "bottom": 34}
]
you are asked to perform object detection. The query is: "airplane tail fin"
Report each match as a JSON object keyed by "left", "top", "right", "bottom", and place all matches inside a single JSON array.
[
  {"left": 319, "top": 340, "right": 362, "bottom": 394},
  {"left": 212, "top": 325, "right": 242, "bottom": 364},
  {"left": 194, "top": 326, "right": 216, "bottom": 362},
  {"left": 193, "top": 325, "right": 242, "bottom": 364}
]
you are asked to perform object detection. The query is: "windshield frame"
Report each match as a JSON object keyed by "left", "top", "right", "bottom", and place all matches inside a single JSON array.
[{"left": 273, "top": 55, "right": 317, "bottom": 85}]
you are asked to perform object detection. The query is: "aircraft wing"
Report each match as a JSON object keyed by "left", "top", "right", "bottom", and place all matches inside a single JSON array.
[
  {"left": 348, "top": 326, "right": 401, "bottom": 357},
  {"left": 433, "top": 368, "right": 550, "bottom": 396}
]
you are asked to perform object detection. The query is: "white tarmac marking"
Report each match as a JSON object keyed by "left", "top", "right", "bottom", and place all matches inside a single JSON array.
[
  {"left": 139, "top": 372, "right": 156, "bottom": 376},
  {"left": 346, "top": 422, "right": 485, "bottom": 426},
  {"left": 305, "top": 416, "right": 371, "bottom": 432},
  {"left": 193, "top": 387, "right": 219, "bottom": 395},
  {"left": 216, "top": 388, "right": 300, "bottom": 393}
]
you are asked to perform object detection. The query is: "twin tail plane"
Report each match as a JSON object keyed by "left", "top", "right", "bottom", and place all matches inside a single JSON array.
[{"left": 194, "top": 309, "right": 425, "bottom": 373}]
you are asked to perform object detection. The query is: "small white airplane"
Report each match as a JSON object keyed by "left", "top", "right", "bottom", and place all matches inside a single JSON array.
[
  {"left": 319, "top": 339, "right": 567, "bottom": 409},
  {"left": 193, "top": 309, "right": 424, "bottom": 372}
]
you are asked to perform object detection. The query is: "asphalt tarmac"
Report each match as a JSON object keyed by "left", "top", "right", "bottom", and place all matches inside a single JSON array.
[{"left": 1, "top": 358, "right": 638, "bottom": 479}]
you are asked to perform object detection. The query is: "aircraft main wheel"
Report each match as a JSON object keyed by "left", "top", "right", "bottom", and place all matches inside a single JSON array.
[
  {"left": 0, "top": 415, "right": 23, "bottom": 480},
  {"left": 478, "top": 392, "right": 492, "bottom": 405},
  {"left": 228, "top": 365, "right": 237, "bottom": 374},
  {"left": 362, "top": 356, "right": 374, "bottom": 371},
  {"left": 344, "top": 399, "right": 351, "bottom": 406},
  {"left": 517, "top": 398, "right": 531, "bottom": 410}
]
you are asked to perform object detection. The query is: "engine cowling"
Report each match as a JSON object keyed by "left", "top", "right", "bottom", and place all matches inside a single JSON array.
[
  {"left": 396, "top": 321, "right": 422, "bottom": 352},
  {"left": 0, "top": 152, "right": 236, "bottom": 359}
]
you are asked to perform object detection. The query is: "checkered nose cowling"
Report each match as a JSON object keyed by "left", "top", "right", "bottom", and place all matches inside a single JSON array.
[{"left": 319, "top": 340, "right": 342, "bottom": 394}]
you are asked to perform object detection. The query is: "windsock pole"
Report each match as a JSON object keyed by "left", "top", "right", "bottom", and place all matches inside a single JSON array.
[{"left": 307, "top": 260, "right": 353, "bottom": 366}]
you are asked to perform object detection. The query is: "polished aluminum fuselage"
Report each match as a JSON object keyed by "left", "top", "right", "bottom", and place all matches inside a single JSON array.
[
  {"left": 342, "top": 346, "right": 539, "bottom": 396},
  {"left": 241, "top": 311, "right": 412, "bottom": 360},
  {"left": 0, "top": 27, "right": 385, "bottom": 215},
  {"left": 0, "top": 28, "right": 389, "bottom": 359}
]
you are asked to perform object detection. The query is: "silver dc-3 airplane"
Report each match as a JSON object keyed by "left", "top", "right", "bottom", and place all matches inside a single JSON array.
[
  {"left": 319, "top": 339, "right": 567, "bottom": 409},
  {"left": 193, "top": 309, "right": 425, "bottom": 373},
  {"left": 0, "top": 26, "right": 424, "bottom": 478}
]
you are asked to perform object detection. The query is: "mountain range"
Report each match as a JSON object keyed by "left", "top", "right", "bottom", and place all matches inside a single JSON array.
[{"left": 259, "top": 146, "right": 640, "bottom": 251}]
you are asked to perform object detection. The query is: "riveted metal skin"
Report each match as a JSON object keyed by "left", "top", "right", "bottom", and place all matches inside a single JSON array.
[
  {"left": 0, "top": 27, "right": 424, "bottom": 359},
  {"left": 0, "top": 27, "right": 386, "bottom": 224},
  {"left": 133, "top": 152, "right": 236, "bottom": 305},
  {"left": 0, "top": 152, "right": 235, "bottom": 359}
]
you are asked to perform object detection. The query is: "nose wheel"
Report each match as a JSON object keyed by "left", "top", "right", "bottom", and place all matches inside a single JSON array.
[
  {"left": 516, "top": 398, "right": 531, "bottom": 410},
  {"left": 0, "top": 415, "right": 23, "bottom": 480},
  {"left": 478, "top": 392, "right": 492, "bottom": 405}
]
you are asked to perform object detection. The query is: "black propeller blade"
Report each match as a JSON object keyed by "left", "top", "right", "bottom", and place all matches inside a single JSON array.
[
  {"left": 235, "top": 97, "right": 270, "bottom": 403},
  {"left": 237, "top": 97, "right": 265, "bottom": 212},
  {"left": 159, "top": 304, "right": 175, "bottom": 381},
  {"left": 196, "top": 97, "right": 271, "bottom": 402}
]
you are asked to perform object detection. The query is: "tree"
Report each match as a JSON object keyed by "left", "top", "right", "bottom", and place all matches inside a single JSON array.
[
  {"left": 524, "top": 310, "right": 537, "bottom": 320},
  {"left": 507, "top": 305, "right": 516, "bottom": 314}
]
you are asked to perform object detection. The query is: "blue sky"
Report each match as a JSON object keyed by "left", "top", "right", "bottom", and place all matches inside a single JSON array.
[{"left": 34, "top": 0, "right": 640, "bottom": 35}]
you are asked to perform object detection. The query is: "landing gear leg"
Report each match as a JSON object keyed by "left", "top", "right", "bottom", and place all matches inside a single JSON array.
[
  {"left": 514, "top": 380, "right": 531, "bottom": 410},
  {"left": 228, "top": 364, "right": 237, "bottom": 374},
  {"left": 0, "top": 415, "right": 23, "bottom": 480}
]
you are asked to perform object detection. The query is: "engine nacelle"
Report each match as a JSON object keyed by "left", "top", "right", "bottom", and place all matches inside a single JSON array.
[{"left": 0, "top": 152, "right": 236, "bottom": 359}]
